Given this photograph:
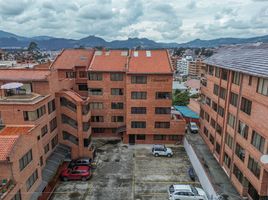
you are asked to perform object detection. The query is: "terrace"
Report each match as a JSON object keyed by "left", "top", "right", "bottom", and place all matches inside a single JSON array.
[{"left": 0, "top": 179, "right": 16, "bottom": 200}]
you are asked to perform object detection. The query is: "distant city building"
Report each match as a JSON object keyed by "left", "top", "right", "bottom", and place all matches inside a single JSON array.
[
  {"left": 188, "top": 58, "right": 206, "bottom": 78},
  {"left": 177, "top": 55, "right": 193, "bottom": 75}
]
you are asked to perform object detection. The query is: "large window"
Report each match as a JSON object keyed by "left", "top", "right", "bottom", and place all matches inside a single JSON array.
[
  {"left": 48, "top": 99, "right": 56, "bottom": 114},
  {"left": 219, "top": 87, "right": 226, "bottom": 100},
  {"left": 209, "top": 134, "right": 214, "bottom": 144},
  {"left": 248, "top": 156, "right": 260, "bottom": 179},
  {"left": 23, "top": 105, "right": 46, "bottom": 121},
  {"left": 208, "top": 65, "right": 214, "bottom": 75},
  {"left": 225, "top": 133, "right": 233, "bottom": 149},
  {"left": 233, "top": 165, "right": 243, "bottom": 183},
  {"left": 11, "top": 190, "right": 21, "bottom": 200},
  {"left": 49, "top": 117, "right": 57, "bottom": 132},
  {"left": 90, "top": 102, "right": 103, "bottom": 110},
  {"left": 210, "top": 118, "right": 216, "bottom": 129},
  {"left": 213, "top": 84, "right": 219, "bottom": 96},
  {"left": 240, "top": 97, "right": 252, "bottom": 115},
  {"left": 83, "top": 122, "right": 90, "bottom": 132},
  {"left": 131, "top": 75, "right": 147, "bottom": 84},
  {"left": 110, "top": 73, "right": 123, "bottom": 81},
  {"left": 221, "top": 69, "right": 228, "bottom": 80},
  {"left": 136, "top": 134, "right": 146, "bottom": 140},
  {"left": 227, "top": 113, "right": 236, "bottom": 128},
  {"left": 62, "top": 114, "right": 77, "bottom": 129},
  {"left": 257, "top": 77, "right": 268, "bottom": 96},
  {"left": 131, "top": 92, "right": 147, "bottom": 99},
  {"left": 89, "top": 88, "right": 103, "bottom": 95},
  {"left": 26, "top": 170, "right": 38, "bottom": 191},
  {"left": 235, "top": 143, "right": 245, "bottom": 162},
  {"left": 60, "top": 97, "right": 77, "bottom": 112},
  {"left": 51, "top": 135, "right": 58, "bottom": 149},
  {"left": 215, "top": 67, "right": 220, "bottom": 77},
  {"left": 79, "top": 71, "right": 87, "bottom": 78},
  {"left": 212, "top": 101, "right": 218, "bottom": 112},
  {"left": 230, "top": 92, "right": 238, "bottom": 107},
  {"left": 216, "top": 142, "right": 221, "bottom": 154},
  {"left": 203, "top": 126, "right": 209, "bottom": 137},
  {"left": 41, "top": 125, "right": 48, "bottom": 137},
  {"left": 205, "top": 112, "right": 210, "bottom": 122},
  {"left": 78, "top": 84, "right": 88, "bottom": 91},
  {"left": 44, "top": 143, "right": 49, "bottom": 154},
  {"left": 111, "top": 116, "right": 124, "bottom": 122},
  {"left": 131, "top": 121, "right": 146, "bottom": 128},
  {"left": 238, "top": 120, "right": 248, "bottom": 139},
  {"left": 88, "top": 72, "right": 102, "bottom": 80},
  {"left": 155, "top": 107, "right": 171, "bottom": 114},
  {"left": 232, "top": 71, "right": 241, "bottom": 85},
  {"left": 131, "top": 107, "right": 146, "bottom": 114},
  {"left": 111, "top": 102, "right": 124, "bottom": 109},
  {"left": 224, "top": 153, "right": 231, "bottom": 168},
  {"left": 155, "top": 122, "right": 170, "bottom": 128},
  {"left": 206, "top": 97, "right": 211, "bottom": 106},
  {"left": 218, "top": 106, "right": 224, "bottom": 117},
  {"left": 155, "top": 92, "right": 171, "bottom": 99},
  {"left": 19, "top": 149, "right": 32, "bottom": 171},
  {"left": 66, "top": 71, "right": 76, "bottom": 78},
  {"left": 153, "top": 135, "right": 166, "bottom": 140},
  {"left": 92, "top": 128, "right": 105, "bottom": 133},
  {"left": 216, "top": 124, "right": 222, "bottom": 135},
  {"left": 63, "top": 131, "right": 78, "bottom": 145},
  {"left": 111, "top": 88, "right": 124, "bottom": 95},
  {"left": 251, "top": 131, "right": 265, "bottom": 153},
  {"left": 91, "top": 116, "right": 104, "bottom": 122}
]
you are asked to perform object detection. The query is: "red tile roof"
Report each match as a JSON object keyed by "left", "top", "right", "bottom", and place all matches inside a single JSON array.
[
  {"left": 89, "top": 50, "right": 128, "bottom": 72},
  {"left": 128, "top": 50, "right": 173, "bottom": 74},
  {"left": 0, "top": 126, "right": 33, "bottom": 136},
  {"left": 0, "top": 69, "right": 50, "bottom": 81},
  {"left": 52, "top": 49, "right": 94, "bottom": 70}
]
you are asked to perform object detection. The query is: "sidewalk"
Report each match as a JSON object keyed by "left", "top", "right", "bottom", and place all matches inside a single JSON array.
[{"left": 186, "top": 133, "right": 242, "bottom": 200}]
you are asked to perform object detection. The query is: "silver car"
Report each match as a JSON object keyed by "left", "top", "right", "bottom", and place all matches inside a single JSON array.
[
  {"left": 168, "top": 184, "right": 208, "bottom": 200},
  {"left": 152, "top": 144, "right": 173, "bottom": 157}
]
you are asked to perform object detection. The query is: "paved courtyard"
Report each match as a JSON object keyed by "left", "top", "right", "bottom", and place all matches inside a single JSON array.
[{"left": 51, "top": 140, "right": 199, "bottom": 200}]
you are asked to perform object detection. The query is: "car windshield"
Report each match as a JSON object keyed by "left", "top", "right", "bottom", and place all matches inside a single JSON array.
[
  {"left": 190, "top": 185, "right": 198, "bottom": 195},
  {"left": 191, "top": 124, "right": 198, "bottom": 128}
]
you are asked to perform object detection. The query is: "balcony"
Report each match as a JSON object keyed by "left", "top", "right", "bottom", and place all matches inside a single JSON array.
[
  {"left": 0, "top": 179, "right": 16, "bottom": 200},
  {"left": 0, "top": 92, "right": 46, "bottom": 104}
]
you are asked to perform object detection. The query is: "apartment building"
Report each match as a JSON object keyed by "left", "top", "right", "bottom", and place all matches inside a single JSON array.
[
  {"left": 199, "top": 44, "right": 268, "bottom": 199},
  {"left": 188, "top": 58, "right": 205, "bottom": 78}
]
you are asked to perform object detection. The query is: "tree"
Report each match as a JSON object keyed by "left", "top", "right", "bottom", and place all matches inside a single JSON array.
[
  {"left": 28, "top": 41, "right": 39, "bottom": 52},
  {"left": 172, "top": 89, "right": 190, "bottom": 106}
]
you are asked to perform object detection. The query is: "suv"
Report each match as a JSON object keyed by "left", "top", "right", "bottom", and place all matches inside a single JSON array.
[
  {"left": 152, "top": 144, "right": 173, "bottom": 157},
  {"left": 188, "top": 122, "right": 199, "bottom": 134},
  {"left": 61, "top": 166, "right": 91, "bottom": 181},
  {"left": 68, "top": 157, "right": 92, "bottom": 168},
  {"left": 168, "top": 184, "right": 208, "bottom": 200}
]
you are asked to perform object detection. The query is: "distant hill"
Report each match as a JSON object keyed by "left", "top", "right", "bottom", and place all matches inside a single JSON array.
[{"left": 0, "top": 30, "right": 267, "bottom": 50}]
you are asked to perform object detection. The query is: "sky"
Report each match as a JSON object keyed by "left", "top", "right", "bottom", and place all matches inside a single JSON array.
[{"left": 0, "top": 0, "right": 267, "bottom": 43}]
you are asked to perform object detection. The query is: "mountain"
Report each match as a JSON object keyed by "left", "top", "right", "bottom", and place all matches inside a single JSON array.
[{"left": 0, "top": 30, "right": 267, "bottom": 50}]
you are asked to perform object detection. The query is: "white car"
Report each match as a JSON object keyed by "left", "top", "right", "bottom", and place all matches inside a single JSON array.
[
  {"left": 168, "top": 184, "right": 208, "bottom": 200},
  {"left": 188, "top": 122, "right": 199, "bottom": 134},
  {"left": 152, "top": 144, "right": 173, "bottom": 157}
]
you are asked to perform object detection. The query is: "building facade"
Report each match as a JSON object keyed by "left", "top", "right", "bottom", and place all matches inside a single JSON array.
[{"left": 199, "top": 44, "right": 268, "bottom": 199}]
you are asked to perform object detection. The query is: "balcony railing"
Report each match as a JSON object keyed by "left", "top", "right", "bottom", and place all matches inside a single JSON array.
[{"left": 0, "top": 92, "right": 45, "bottom": 103}]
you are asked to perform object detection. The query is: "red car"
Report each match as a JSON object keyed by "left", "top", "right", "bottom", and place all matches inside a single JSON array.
[{"left": 61, "top": 166, "right": 91, "bottom": 181}]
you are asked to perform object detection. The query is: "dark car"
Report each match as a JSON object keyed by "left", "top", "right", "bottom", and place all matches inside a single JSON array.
[
  {"left": 68, "top": 158, "right": 92, "bottom": 168},
  {"left": 61, "top": 166, "right": 91, "bottom": 181}
]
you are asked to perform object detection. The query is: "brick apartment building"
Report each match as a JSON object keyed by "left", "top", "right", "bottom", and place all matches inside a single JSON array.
[
  {"left": 199, "top": 44, "right": 268, "bottom": 199},
  {"left": 188, "top": 58, "right": 205, "bottom": 78},
  {"left": 0, "top": 49, "right": 185, "bottom": 200}
]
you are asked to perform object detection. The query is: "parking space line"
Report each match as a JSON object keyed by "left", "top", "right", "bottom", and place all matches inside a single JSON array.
[
  {"left": 136, "top": 181, "right": 200, "bottom": 184},
  {"left": 139, "top": 193, "right": 167, "bottom": 196}
]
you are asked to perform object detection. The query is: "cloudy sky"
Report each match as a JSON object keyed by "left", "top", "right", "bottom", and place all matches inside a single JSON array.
[{"left": 0, "top": 0, "right": 267, "bottom": 43}]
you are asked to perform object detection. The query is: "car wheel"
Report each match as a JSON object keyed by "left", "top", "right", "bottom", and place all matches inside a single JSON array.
[
  {"left": 81, "top": 177, "right": 87, "bottom": 181},
  {"left": 62, "top": 177, "right": 68, "bottom": 182},
  {"left": 167, "top": 154, "right": 172, "bottom": 157},
  {"left": 154, "top": 153, "right": 159, "bottom": 157}
]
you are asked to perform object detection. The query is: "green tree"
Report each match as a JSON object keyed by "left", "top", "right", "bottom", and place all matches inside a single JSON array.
[
  {"left": 28, "top": 41, "right": 39, "bottom": 52},
  {"left": 172, "top": 89, "right": 190, "bottom": 106}
]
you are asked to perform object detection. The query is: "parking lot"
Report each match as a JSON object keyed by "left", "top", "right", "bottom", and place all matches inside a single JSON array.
[{"left": 51, "top": 140, "right": 199, "bottom": 200}]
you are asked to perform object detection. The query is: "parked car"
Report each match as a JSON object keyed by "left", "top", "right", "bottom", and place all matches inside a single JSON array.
[
  {"left": 188, "top": 122, "right": 199, "bottom": 134},
  {"left": 152, "top": 144, "right": 173, "bottom": 157},
  {"left": 61, "top": 166, "right": 91, "bottom": 181},
  {"left": 68, "top": 157, "right": 92, "bottom": 168},
  {"left": 168, "top": 184, "right": 208, "bottom": 200}
]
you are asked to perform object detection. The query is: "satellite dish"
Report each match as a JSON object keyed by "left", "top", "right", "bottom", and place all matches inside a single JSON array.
[{"left": 260, "top": 155, "right": 268, "bottom": 164}]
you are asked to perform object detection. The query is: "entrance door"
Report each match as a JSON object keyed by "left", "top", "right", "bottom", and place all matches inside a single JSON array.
[{"left": 129, "top": 134, "right": 135, "bottom": 145}]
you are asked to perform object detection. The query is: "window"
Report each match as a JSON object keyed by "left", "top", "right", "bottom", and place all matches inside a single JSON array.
[
  {"left": 83, "top": 122, "right": 90, "bottom": 131},
  {"left": 257, "top": 77, "right": 268, "bottom": 96},
  {"left": 251, "top": 131, "right": 265, "bottom": 153},
  {"left": 238, "top": 120, "right": 248, "bottom": 139},
  {"left": 82, "top": 103, "right": 90, "bottom": 115},
  {"left": 44, "top": 143, "right": 49, "bottom": 154},
  {"left": 240, "top": 97, "right": 252, "bottom": 115},
  {"left": 131, "top": 75, "right": 147, "bottom": 84},
  {"left": 235, "top": 143, "right": 245, "bottom": 162},
  {"left": 110, "top": 73, "right": 123, "bottom": 81},
  {"left": 200, "top": 108, "right": 204, "bottom": 119},
  {"left": 209, "top": 134, "right": 214, "bottom": 144},
  {"left": 169, "top": 135, "right": 180, "bottom": 141},
  {"left": 111, "top": 102, "right": 124, "bottom": 109},
  {"left": 227, "top": 113, "right": 236, "bottom": 128},
  {"left": 230, "top": 92, "right": 238, "bottom": 107},
  {"left": 216, "top": 142, "right": 221, "bottom": 154},
  {"left": 219, "top": 87, "right": 226, "bottom": 99},
  {"left": 200, "top": 94, "right": 205, "bottom": 104},
  {"left": 221, "top": 69, "right": 228, "bottom": 80},
  {"left": 155, "top": 92, "right": 171, "bottom": 99},
  {"left": 131, "top": 121, "right": 146, "bottom": 128},
  {"left": 218, "top": 106, "right": 224, "bottom": 117},
  {"left": 248, "top": 75, "right": 252, "bottom": 86},
  {"left": 248, "top": 156, "right": 260, "bottom": 179},
  {"left": 11, "top": 190, "right": 21, "bottom": 200},
  {"left": 233, "top": 165, "right": 243, "bottom": 183},
  {"left": 111, "top": 116, "right": 124, "bottom": 122},
  {"left": 23, "top": 105, "right": 46, "bottom": 121},
  {"left": 49, "top": 117, "right": 57, "bottom": 132},
  {"left": 26, "top": 170, "right": 38, "bottom": 191},
  {"left": 41, "top": 125, "right": 48, "bottom": 137},
  {"left": 216, "top": 124, "right": 222, "bottom": 135},
  {"left": 131, "top": 92, "right": 147, "bottom": 99},
  {"left": 84, "top": 137, "right": 91, "bottom": 147},
  {"left": 153, "top": 135, "right": 166, "bottom": 140},
  {"left": 212, "top": 101, "right": 218, "bottom": 112},
  {"left": 19, "top": 150, "right": 32, "bottom": 171},
  {"left": 78, "top": 84, "right": 88, "bottom": 91},
  {"left": 155, "top": 107, "right": 171, "bottom": 114},
  {"left": 89, "top": 88, "right": 103, "bottom": 95},
  {"left": 213, "top": 84, "right": 219, "bottom": 96},
  {"left": 51, "top": 135, "right": 58, "bottom": 149},
  {"left": 90, "top": 102, "right": 103, "bottom": 109},
  {"left": 232, "top": 71, "right": 241, "bottom": 85},
  {"left": 91, "top": 116, "right": 104, "bottom": 122},
  {"left": 63, "top": 131, "right": 78, "bottom": 145},
  {"left": 60, "top": 97, "right": 77, "bottom": 112},
  {"left": 62, "top": 114, "right": 77, "bottom": 129},
  {"left": 66, "top": 71, "right": 76, "bottom": 78},
  {"left": 203, "top": 126, "right": 209, "bottom": 137},
  {"left": 92, "top": 128, "right": 105, "bottom": 133},
  {"left": 111, "top": 88, "right": 124, "bottom": 95},
  {"left": 208, "top": 65, "right": 214, "bottom": 75},
  {"left": 215, "top": 67, "right": 220, "bottom": 77},
  {"left": 206, "top": 97, "right": 211, "bottom": 106},
  {"left": 79, "top": 71, "right": 87, "bottom": 78},
  {"left": 48, "top": 99, "right": 56, "bottom": 114},
  {"left": 225, "top": 133, "right": 233, "bottom": 149},
  {"left": 155, "top": 122, "right": 170, "bottom": 128},
  {"left": 88, "top": 72, "right": 102, "bottom": 80},
  {"left": 205, "top": 112, "right": 210, "bottom": 122},
  {"left": 210, "top": 118, "right": 216, "bottom": 129},
  {"left": 131, "top": 107, "right": 146, "bottom": 114},
  {"left": 136, "top": 134, "right": 146, "bottom": 140},
  {"left": 224, "top": 153, "right": 231, "bottom": 168}
]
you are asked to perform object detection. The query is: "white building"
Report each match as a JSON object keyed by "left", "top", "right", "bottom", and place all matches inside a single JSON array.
[{"left": 177, "top": 55, "right": 193, "bottom": 76}]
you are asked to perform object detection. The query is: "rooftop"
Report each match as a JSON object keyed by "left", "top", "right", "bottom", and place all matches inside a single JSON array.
[
  {"left": 204, "top": 43, "right": 268, "bottom": 78},
  {"left": 52, "top": 49, "right": 94, "bottom": 70},
  {"left": 89, "top": 50, "right": 128, "bottom": 72},
  {"left": 0, "top": 69, "right": 50, "bottom": 81},
  {"left": 128, "top": 50, "right": 173, "bottom": 74},
  {"left": 174, "top": 106, "right": 199, "bottom": 119}
]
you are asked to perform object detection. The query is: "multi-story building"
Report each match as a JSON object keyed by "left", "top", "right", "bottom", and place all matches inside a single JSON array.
[
  {"left": 188, "top": 58, "right": 205, "bottom": 78},
  {"left": 199, "top": 44, "right": 268, "bottom": 199},
  {"left": 177, "top": 56, "right": 193, "bottom": 76}
]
